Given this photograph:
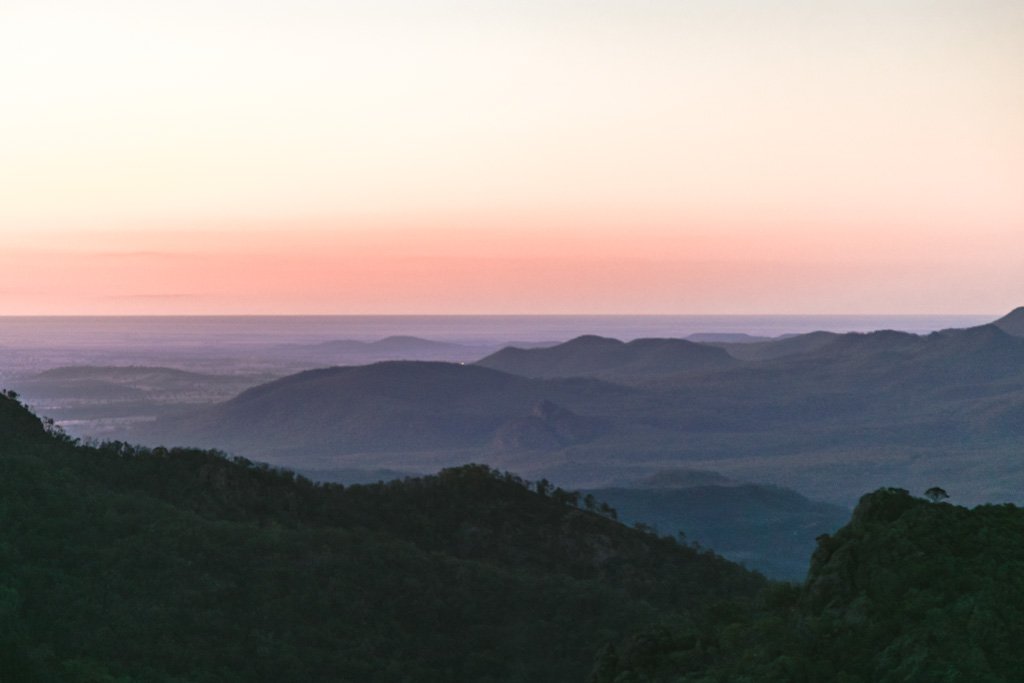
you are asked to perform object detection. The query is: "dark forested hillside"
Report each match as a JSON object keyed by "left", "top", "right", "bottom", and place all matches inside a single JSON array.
[
  {"left": 6, "top": 391, "right": 1024, "bottom": 681},
  {"left": 594, "top": 487, "right": 1024, "bottom": 682},
  {"left": 0, "top": 393, "right": 762, "bottom": 683}
]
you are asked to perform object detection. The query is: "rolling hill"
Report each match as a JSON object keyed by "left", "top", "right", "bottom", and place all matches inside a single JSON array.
[
  {"left": 120, "top": 313, "right": 1024, "bottom": 506},
  {"left": 6, "top": 392, "right": 1024, "bottom": 681},
  {"left": 0, "top": 392, "right": 765, "bottom": 682},
  {"left": 143, "top": 361, "right": 635, "bottom": 464},
  {"left": 476, "top": 335, "right": 738, "bottom": 382},
  {"left": 994, "top": 306, "right": 1024, "bottom": 337}
]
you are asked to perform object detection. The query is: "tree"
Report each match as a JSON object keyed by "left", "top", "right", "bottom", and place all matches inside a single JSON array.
[{"left": 924, "top": 487, "right": 949, "bottom": 503}]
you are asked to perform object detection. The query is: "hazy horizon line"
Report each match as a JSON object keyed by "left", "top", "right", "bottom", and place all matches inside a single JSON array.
[{"left": 0, "top": 312, "right": 1002, "bottom": 319}]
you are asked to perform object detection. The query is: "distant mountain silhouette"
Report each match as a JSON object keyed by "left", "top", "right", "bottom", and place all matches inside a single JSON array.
[
  {"left": 994, "top": 306, "right": 1024, "bottom": 337},
  {"left": 715, "top": 330, "right": 839, "bottom": 361},
  {"left": 148, "top": 361, "right": 631, "bottom": 461},
  {"left": 682, "top": 324, "right": 1024, "bottom": 389},
  {"left": 477, "top": 335, "right": 737, "bottom": 382},
  {"left": 789, "top": 324, "right": 1024, "bottom": 387},
  {"left": 132, "top": 321, "right": 1024, "bottom": 506}
]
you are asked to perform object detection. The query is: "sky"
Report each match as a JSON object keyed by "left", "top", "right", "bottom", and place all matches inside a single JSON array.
[{"left": 1, "top": 0, "right": 1022, "bottom": 315}]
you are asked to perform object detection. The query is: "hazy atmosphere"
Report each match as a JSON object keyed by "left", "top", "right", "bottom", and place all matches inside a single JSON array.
[
  {"left": 3, "top": 0, "right": 1022, "bottom": 314},
  {"left": 3, "top": 2, "right": 1024, "bottom": 680}
]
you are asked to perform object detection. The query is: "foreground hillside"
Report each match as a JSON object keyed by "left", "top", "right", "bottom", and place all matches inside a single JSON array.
[
  {"left": 5, "top": 393, "right": 1024, "bottom": 680},
  {"left": 0, "top": 393, "right": 761, "bottom": 682},
  {"left": 596, "top": 487, "right": 1024, "bottom": 681}
]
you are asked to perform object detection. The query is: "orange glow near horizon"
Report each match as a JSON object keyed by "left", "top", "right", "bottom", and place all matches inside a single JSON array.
[
  {"left": 1, "top": 1, "right": 1022, "bottom": 315},
  {"left": 3, "top": 218, "right": 1019, "bottom": 315}
]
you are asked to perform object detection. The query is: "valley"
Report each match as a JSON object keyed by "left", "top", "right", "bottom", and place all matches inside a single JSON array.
[{"left": 4, "top": 311, "right": 1021, "bottom": 580}]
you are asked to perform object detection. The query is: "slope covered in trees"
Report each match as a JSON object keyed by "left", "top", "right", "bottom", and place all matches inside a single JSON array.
[
  {"left": 5, "top": 390, "right": 1024, "bottom": 680},
  {"left": 594, "top": 487, "right": 1024, "bottom": 682},
  {"left": 0, "top": 393, "right": 762, "bottom": 682}
]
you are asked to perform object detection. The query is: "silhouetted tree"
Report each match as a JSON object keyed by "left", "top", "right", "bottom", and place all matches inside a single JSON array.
[{"left": 598, "top": 502, "right": 617, "bottom": 520}]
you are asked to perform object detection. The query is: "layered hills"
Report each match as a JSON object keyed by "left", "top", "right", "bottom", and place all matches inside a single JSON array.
[
  {"left": 5, "top": 393, "right": 1024, "bottom": 681},
  {"left": 134, "top": 313, "right": 1024, "bottom": 506},
  {"left": 0, "top": 393, "right": 762, "bottom": 682},
  {"left": 145, "top": 362, "right": 631, "bottom": 465}
]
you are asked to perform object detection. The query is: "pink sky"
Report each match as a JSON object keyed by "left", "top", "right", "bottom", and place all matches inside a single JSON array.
[{"left": 2, "top": 1, "right": 1021, "bottom": 314}]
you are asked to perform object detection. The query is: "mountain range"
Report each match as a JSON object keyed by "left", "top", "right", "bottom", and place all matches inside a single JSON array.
[
  {"left": 477, "top": 335, "right": 737, "bottom": 382},
  {"left": 0, "top": 392, "right": 762, "bottom": 682},
  {"left": 130, "top": 310, "right": 1024, "bottom": 506},
  {"left": 4, "top": 390, "right": 1024, "bottom": 681}
]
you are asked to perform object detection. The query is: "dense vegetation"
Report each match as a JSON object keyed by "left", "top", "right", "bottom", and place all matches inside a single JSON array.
[
  {"left": 5, "top": 389, "right": 1024, "bottom": 681},
  {"left": 0, "top": 393, "right": 761, "bottom": 682},
  {"left": 595, "top": 487, "right": 1024, "bottom": 682}
]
